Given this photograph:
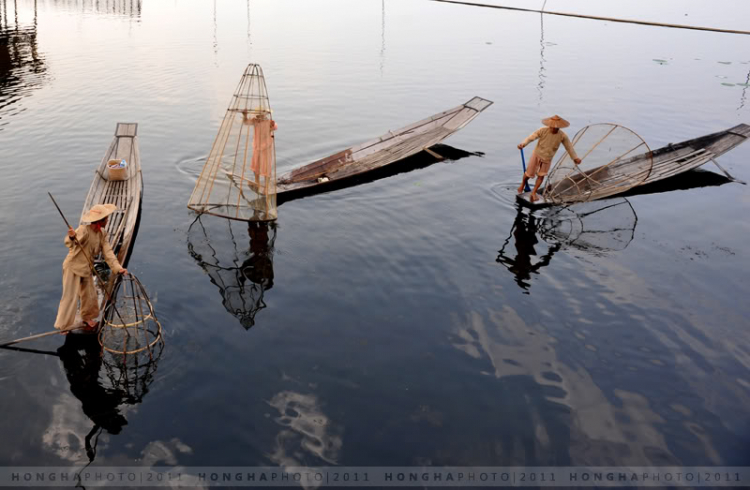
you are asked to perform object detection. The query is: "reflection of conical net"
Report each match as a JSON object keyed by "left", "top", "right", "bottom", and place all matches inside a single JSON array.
[
  {"left": 538, "top": 198, "right": 638, "bottom": 253},
  {"left": 99, "top": 275, "right": 164, "bottom": 357},
  {"left": 188, "top": 63, "right": 278, "bottom": 221},
  {"left": 187, "top": 216, "right": 275, "bottom": 329},
  {"left": 101, "top": 340, "right": 163, "bottom": 406},
  {"left": 544, "top": 124, "right": 652, "bottom": 204}
]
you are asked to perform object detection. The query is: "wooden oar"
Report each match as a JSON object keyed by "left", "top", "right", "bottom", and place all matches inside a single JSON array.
[{"left": 0, "top": 327, "right": 83, "bottom": 348}]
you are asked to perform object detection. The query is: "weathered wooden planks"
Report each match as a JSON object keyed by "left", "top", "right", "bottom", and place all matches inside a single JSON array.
[
  {"left": 277, "top": 96, "right": 493, "bottom": 195},
  {"left": 80, "top": 123, "right": 143, "bottom": 267}
]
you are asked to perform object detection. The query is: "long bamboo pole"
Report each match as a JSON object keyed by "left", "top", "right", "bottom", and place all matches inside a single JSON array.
[
  {"left": 0, "top": 328, "right": 82, "bottom": 348},
  {"left": 431, "top": 0, "right": 750, "bottom": 36}
]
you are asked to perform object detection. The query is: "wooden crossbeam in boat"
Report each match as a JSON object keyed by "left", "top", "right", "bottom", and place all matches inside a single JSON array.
[{"left": 115, "top": 123, "right": 138, "bottom": 137}]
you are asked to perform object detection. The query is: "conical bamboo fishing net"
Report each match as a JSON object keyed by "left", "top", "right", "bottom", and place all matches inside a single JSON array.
[
  {"left": 188, "top": 64, "right": 278, "bottom": 221},
  {"left": 99, "top": 274, "right": 163, "bottom": 358},
  {"left": 543, "top": 124, "right": 652, "bottom": 204}
]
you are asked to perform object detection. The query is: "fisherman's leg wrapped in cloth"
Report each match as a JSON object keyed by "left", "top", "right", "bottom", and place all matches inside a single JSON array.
[
  {"left": 54, "top": 268, "right": 100, "bottom": 330},
  {"left": 524, "top": 152, "right": 552, "bottom": 178},
  {"left": 54, "top": 268, "right": 82, "bottom": 330},
  {"left": 78, "top": 274, "right": 99, "bottom": 324}
]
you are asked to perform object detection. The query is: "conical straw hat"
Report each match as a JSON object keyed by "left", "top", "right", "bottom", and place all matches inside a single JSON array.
[
  {"left": 542, "top": 115, "right": 570, "bottom": 128},
  {"left": 84, "top": 203, "right": 117, "bottom": 223}
]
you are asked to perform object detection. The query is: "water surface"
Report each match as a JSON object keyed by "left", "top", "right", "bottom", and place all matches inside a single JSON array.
[{"left": 1, "top": 0, "right": 750, "bottom": 479}]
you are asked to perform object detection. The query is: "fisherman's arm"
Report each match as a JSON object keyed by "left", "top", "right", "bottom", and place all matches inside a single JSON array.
[
  {"left": 563, "top": 134, "right": 582, "bottom": 164},
  {"left": 101, "top": 237, "right": 127, "bottom": 275},
  {"left": 518, "top": 129, "right": 541, "bottom": 149},
  {"left": 64, "top": 226, "right": 87, "bottom": 248}
]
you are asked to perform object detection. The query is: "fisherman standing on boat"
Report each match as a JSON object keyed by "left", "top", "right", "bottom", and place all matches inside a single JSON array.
[
  {"left": 517, "top": 115, "right": 582, "bottom": 202},
  {"left": 54, "top": 204, "right": 128, "bottom": 332}
]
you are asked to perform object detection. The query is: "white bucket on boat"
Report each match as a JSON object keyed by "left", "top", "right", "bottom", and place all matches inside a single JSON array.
[{"left": 108, "top": 159, "right": 128, "bottom": 181}]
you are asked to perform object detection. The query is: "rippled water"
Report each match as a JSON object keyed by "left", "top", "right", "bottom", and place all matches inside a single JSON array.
[{"left": 1, "top": 0, "right": 750, "bottom": 478}]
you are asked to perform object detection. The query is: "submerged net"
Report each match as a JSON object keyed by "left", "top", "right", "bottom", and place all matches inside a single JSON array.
[
  {"left": 188, "top": 64, "right": 278, "bottom": 221},
  {"left": 544, "top": 124, "right": 652, "bottom": 204},
  {"left": 538, "top": 198, "right": 638, "bottom": 253}
]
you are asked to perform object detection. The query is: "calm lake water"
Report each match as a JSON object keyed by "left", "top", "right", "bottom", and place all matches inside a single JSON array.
[{"left": 2, "top": 0, "right": 750, "bottom": 484}]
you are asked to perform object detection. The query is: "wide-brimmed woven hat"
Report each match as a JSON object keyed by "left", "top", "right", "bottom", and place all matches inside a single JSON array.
[
  {"left": 542, "top": 115, "right": 570, "bottom": 128},
  {"left": 84, "top": 203, "right": 117, "bottom": 223}
]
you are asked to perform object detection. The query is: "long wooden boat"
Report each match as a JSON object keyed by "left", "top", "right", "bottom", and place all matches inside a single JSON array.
[
  {"left": 276, "top": 96, "right": 493, "bottom": 197},
  {"left": 518, "top": 123, "right": 750, "bottom": 206},
  {"left": 80, "top": 122, "right": 143, "bottom": 272}
]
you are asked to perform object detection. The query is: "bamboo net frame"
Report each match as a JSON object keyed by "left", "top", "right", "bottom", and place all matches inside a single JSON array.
[
  {"left": 99, "top": 274, "right": 164, "bottom": 357},
  {"left": 543, "top": 123, "right": 652, "bottom": 204},
  {"left": 188, "top": 64, "right": 278, "bottom": 222}
]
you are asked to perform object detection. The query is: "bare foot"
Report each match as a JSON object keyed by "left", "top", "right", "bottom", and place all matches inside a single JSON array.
[
  {"left": 517, "top": 184, "right": 525, "bottom": 194},
  {"left": 530, "top": 193, "right": 538, "bottom": 203}
]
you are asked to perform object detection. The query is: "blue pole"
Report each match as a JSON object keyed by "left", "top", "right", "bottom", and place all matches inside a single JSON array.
[{"left": 520, "top": 148, "right": 531, "bottom": 192}]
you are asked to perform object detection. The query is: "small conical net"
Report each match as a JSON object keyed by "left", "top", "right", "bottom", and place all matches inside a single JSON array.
[
  {"left": 188, "top": 64, "right": 278, "bottom": 221},
  {"left": 99, "top": 275, "right": 163, "bottom": 358},
  {"left": 544, "top": 124, "right": 652, "bottom": 204}
]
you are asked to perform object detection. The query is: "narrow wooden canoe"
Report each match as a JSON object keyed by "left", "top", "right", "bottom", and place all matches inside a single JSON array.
[
  {"left": 80, "top": 122, "right": 143, "bottom": 268},
  {"left": 276, "top": 96, "right": 493, "bottom": 197},
  {"left": 517, "top": 123, "right": 750, "bottom": 206}
]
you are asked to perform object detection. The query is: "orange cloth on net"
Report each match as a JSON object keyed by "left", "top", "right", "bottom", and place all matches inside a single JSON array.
[{"left": 250, "top": 119, "right": 277, "bottom": 178}]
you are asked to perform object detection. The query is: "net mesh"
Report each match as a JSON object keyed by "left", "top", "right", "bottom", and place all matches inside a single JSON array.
[
  {"left": 187, "top": 216, "right": 275, "bottom": 329},
  {"left": 99, "top": 275, "right": 164, "bottom": 357},
  {"left": 538, "top": 198, "right": 638, "bottom": 253},
  {"left": 188, "top": 64, "right": 278, "bottom": 221},
  {"left": 544, "top": 124, "right": 652, "bottom": 204}
]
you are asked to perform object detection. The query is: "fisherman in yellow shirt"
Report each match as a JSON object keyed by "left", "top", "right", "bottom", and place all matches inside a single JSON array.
[
  {"left": 54, "top": 204, "right": 128, "bottom": 332},
  {"left": 517, "top": 115, "right": 582, "bottom": 202}
]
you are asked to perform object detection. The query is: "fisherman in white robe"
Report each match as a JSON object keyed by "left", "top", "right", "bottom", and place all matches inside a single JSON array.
[{"left": 54, "top": 204, "right": 128, "bottom": 332}]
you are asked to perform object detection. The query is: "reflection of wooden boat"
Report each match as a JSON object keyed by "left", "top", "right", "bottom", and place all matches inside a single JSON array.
[
  {"left": 518, "top": 123, "right": 750, "bottom": 206},
  {"left": 276, "top": 97, "right": 493, "bottom": 197},
  {"left": 80, "top": 123, "right": 142, "bottom": 268}
]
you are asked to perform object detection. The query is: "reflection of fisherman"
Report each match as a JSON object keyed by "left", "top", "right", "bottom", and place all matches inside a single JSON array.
[
  {"left": 56, "top": 335, "right": 127, "bottom": 462},
  {"left": 243, "top": 221, "right": 274, "bottom": 290},
  {"left": 497, "top": 209, "right": 560, "bottom": 291},
  {"left": 518, "top": 115, "right": 581, "bottom": 203},
  {"left": 232, "top": 221, "right": 275, "bottom": 329},
  {"left": 54, "top": 204, "right": 128, "bottom": 332}
]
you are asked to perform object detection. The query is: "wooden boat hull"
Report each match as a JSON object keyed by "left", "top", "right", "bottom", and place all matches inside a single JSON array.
[
  {"left": 277, "top": 97, "right": 493, "bottom": 197},
  {"left": 517, "top": 123, "right": 750, "bottom": 207},
  {"left": 72, "top": 123, "right": 142, "bottom": 329},
  {"left": 80, "top": 123, "right": 143, "bottom": 266}
]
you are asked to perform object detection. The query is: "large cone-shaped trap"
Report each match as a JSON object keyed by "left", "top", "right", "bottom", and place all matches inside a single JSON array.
[{"left": 187, "top": 64, "right": 278, "bottom": 221}]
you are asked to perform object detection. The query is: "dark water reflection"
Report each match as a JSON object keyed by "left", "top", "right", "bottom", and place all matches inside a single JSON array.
[
  {"left": 1, "top": 0, "right": 750, "bottom": 479},
  {"left": 0, "top": 0, "right": 47, "bottom": 130},
  {"left": 188, "top": 217, "right": 276, "bottom": 330},
  {"left": 54, "top": 334, "right": 162, "bottom": 464}
]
